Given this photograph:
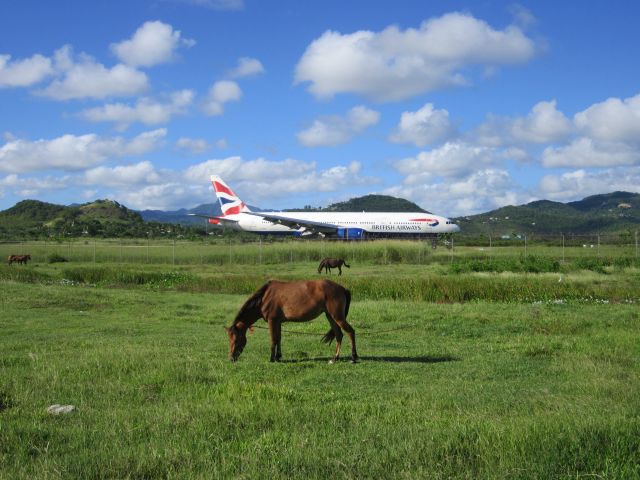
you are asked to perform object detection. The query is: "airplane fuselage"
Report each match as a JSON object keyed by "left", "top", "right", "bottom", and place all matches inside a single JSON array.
[{"left": 222, "top": 211, "right": 460, "bottom": 237}]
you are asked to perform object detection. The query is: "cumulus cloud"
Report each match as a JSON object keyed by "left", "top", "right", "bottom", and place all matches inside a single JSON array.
[
  {"left": 473, "top": 100, "right": 572, "bottom": 147},
  {"left": 111, "top": 156, "right": 367, "bottom": 210},
  {"left": 176, "top": 137, "right": 209, "bottom": 153},
  {"left": 37, "top": 46, "right": 148, "bottom": 100},
  {"left": 539, "top": 167, "right": 640, "bottom": 201},
  {"left": 79, "top": 89, "right": 194, "bottom": 130},
  {"left": 295, "top": 12, "right": 536, "bottom": 101},
  {"left": 83, "top": 161, "right": 161, "bottom": 187},
  {"left": 202, "top": 80, "right": 242, "bottom": 115},
  {"left": 384, "top": 168, "right": 528, "bottom": 216},
  {"left": 389, "top": 103, "right": 456, "bottom": 147},
  {"left": 542, "top": 137, "right": 640, "bottom": 168},
  {"left": 0, "top": 53, "right": 53, "bottom": 88},
  {"left": 297, "top": 106, "right": 380, "bottom": 147},
  {"left": 227, "top": 57, "right": 264, "bottom": 78},
  {"left": 0, "top": 129, "right": 166, "bottom": 173},
  {"left": 111, "top": 21, "right": 195, "bottom": 67},
  {"left": 574, "top": 93, "right": 640, "bottom": 143},
  {"left": 394, "top": 142, "right": 497, "bottom": 183}
]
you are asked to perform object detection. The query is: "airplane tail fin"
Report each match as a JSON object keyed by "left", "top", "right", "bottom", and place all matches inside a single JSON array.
[{"left": 210, "top": 175, "right": 251, "bottom": 216}]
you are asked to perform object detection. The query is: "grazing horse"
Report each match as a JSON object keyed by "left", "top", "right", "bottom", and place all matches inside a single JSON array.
[
  {"left": 226, "top": 279, "right": 358, "bottom": 363},
  {"left": 7, "top": 254, "right": 30, "bottom": 265},
  {"left": 317, "top": 257, "right": 350, "bottom": 275}
]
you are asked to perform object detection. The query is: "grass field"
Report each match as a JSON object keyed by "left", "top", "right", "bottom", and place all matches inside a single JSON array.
[{"left": 1, "top": 247, "right": 639, "bottom": 478}]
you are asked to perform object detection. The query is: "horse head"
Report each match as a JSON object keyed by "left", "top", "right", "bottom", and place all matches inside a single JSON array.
[{"left": 225, "top": 323, "right": 248, "bottom": 362}]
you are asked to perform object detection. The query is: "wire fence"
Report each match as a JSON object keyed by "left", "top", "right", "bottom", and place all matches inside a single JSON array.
[{"left": 1, "top": 233, "right": 638, "bottom": 266}]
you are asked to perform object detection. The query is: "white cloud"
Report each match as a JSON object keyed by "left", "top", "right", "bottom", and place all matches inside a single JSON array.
[
  {"left": 539, "top": 167, "right": 640, "bottom": 201},
  {"left": 37, "top": 46, "right": 148, "bottom": 100},
  {"left": 227, "top": 57, "right": 264, "bottom": 78},
  {"left": 509, "top": 100, "right": 573, "bottom": 143},
  {"left": 0, "top": 129, "right": 166, "bottom": 173},
  {"left": 295, "top": 12, "right": 536, "bottom": 101},
  {"left": 297, "top": 106, "right": 380, "bottom": 147},
  {"left": 202, "top": 80, "right": 242, "bottom": 115},
  {"left": 384, "top": 168, "right": 528, "bottom": 216},
  {"left": 0, "top": 53, "right": 53, "bottom": 88},
  {"left": 542, "top": 137, "right": 640, "bottom": 168},
  {"left": 394, "top": 142, "right": 497, "bottom": 182},
  {"left": 574, "top": 93, "right": 640, "bottom": 143},
  {"left": 79, "top": 90, "right": 194, "bottom": 130},
  {"left": 473, "top": 100, "right": 572, "bottom": 147},
  {"left": 111, "top": 21, "right": 195, "bottom": 67},
  {"left": 83, "top": 161, "right": 161, "bottom": 187},
  {"left": 176, "top": 137, "right": 209, "bottom": 153},
  {"left": 389, "top": 103, "right": 456, "bottom": 147}
]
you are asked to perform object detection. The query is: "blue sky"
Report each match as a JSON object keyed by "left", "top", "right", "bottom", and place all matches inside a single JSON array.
[{"left": 1, "top": 0, "right": 639, "bottom": 216}]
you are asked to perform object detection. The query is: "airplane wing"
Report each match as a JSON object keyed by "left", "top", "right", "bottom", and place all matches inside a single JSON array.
[
  {"left": 187, "top": 213, "right": 238, "bottom": 225},
  {"left": 245, "top": 212, "right": 339, "bottom": 234}
]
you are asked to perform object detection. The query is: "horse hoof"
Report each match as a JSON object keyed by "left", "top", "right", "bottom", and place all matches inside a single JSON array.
[{"left": 328, "top": 359, "right": 336, "bottom": 364}]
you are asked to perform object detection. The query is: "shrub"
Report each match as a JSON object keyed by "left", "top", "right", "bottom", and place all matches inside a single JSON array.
[{"left": 48, "top": 253, "right": 69, "bottom": 263}]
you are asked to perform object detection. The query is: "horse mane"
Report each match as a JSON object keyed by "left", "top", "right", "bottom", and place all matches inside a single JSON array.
[{"left": 234, "top": 281, "right": 271, "bottom": 325}]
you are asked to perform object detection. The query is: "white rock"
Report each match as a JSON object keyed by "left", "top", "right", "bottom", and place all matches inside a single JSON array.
[{"left": 47, "top": 404, "right": 76, "bottom": 415}]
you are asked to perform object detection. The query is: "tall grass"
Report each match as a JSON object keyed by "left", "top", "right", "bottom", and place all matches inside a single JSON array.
[{"left": 2, "top": 238, "right": 638, "bottom": 269}]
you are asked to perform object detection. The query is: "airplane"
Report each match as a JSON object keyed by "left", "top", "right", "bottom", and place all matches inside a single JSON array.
[{"left": 191, "top": 175, "right": 461, "bottom": 240}]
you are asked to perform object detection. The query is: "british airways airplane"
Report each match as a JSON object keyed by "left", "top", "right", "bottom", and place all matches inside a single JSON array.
[{"left": 192, "top": 175, "right": 460, "bottom": 239}]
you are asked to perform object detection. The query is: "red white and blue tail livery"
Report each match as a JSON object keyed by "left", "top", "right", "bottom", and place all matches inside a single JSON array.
[
  {"left": 211, "top": 176, "right": 250, "bottom": 216},
  {"left": 191, "top": 175, "right": 460, "bottom": 239}
]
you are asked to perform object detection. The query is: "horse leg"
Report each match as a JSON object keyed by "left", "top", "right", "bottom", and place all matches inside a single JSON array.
[
  {"left": 268, "top": 318, "right": 282, "bottom": 362},
  {"left": 333, "top": 317, "right": 358, "bottom": 363},
  {"left": 325, "top": 314, "right": 343, "bottom": 363},
  {"left": 338, "top": 265, "right": 342, "bottom": 275}
]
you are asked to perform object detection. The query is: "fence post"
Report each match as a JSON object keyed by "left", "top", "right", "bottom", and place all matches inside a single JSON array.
[{"left": 450, "top": 236, "right": 454, "bottom": 263}]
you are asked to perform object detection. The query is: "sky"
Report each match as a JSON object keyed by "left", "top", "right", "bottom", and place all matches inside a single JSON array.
[{"left": 1, "top": 0, "right": 640, "bottom": 217}]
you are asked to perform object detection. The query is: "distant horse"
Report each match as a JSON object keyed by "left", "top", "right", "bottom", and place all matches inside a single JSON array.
[
  {"left": 317, "top": 258, "right": 350, "bottom": 275},
  {"left": 226, "top": 279, "right": 358, "bottom": 363},
  {"left": 7, "top": 254, "right": 30, "bottom": 265}
]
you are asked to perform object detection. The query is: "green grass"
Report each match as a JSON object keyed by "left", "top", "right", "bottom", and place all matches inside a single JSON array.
[{"left": 1, "top": 268, "right": 639, "bottom": 478}]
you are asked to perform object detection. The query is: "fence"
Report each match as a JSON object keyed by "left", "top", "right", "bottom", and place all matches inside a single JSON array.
[{"left": 1, "top": 233, "right": 638, "bottom": 267}]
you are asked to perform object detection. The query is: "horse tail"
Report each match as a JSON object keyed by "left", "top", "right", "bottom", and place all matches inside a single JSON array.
[
  {"left": 343, "top": 260, "right": 350, "bottom": 268},
  {"left": 344, "top": 287, "right": 351, "bottom": 318},
  {"left": 321, "top": 329, "right": 336, "bottom": 344}
]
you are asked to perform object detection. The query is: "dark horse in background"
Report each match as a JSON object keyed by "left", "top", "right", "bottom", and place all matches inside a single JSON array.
[
  {"left": 226, "top": 279, "right": 358, "bottom": 363},
  {"left": 317, "top": 257, "right": 350, "bottom": 275},
  {"left": 7, "top": 254, "right": 31, "bottom": 265}
]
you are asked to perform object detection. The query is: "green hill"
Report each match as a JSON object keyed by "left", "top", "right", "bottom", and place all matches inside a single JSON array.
[
  {"left": 323, "top": 194, "right": 428, "bottom": 213},
  {"left": 456, "top": 192, "right": 640, "bottom": 235},
  {"left": 0, "top": 199, "right": 148, "bottom": 239}
]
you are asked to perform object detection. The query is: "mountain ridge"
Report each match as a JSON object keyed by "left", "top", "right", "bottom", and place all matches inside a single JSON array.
[{"left": 1, "top": 191, "right": 638, "bottom": 238}]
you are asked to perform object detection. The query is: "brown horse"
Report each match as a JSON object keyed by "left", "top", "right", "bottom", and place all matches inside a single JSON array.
[
  {"left": 317, "top": 257, "right": 350, "bottom": 275},
  {"left": 226, "top": 279, "right": 358, "bottom": 363},
  {"left": 7, "top": 254, "right": 30, "bottom": 265}
]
